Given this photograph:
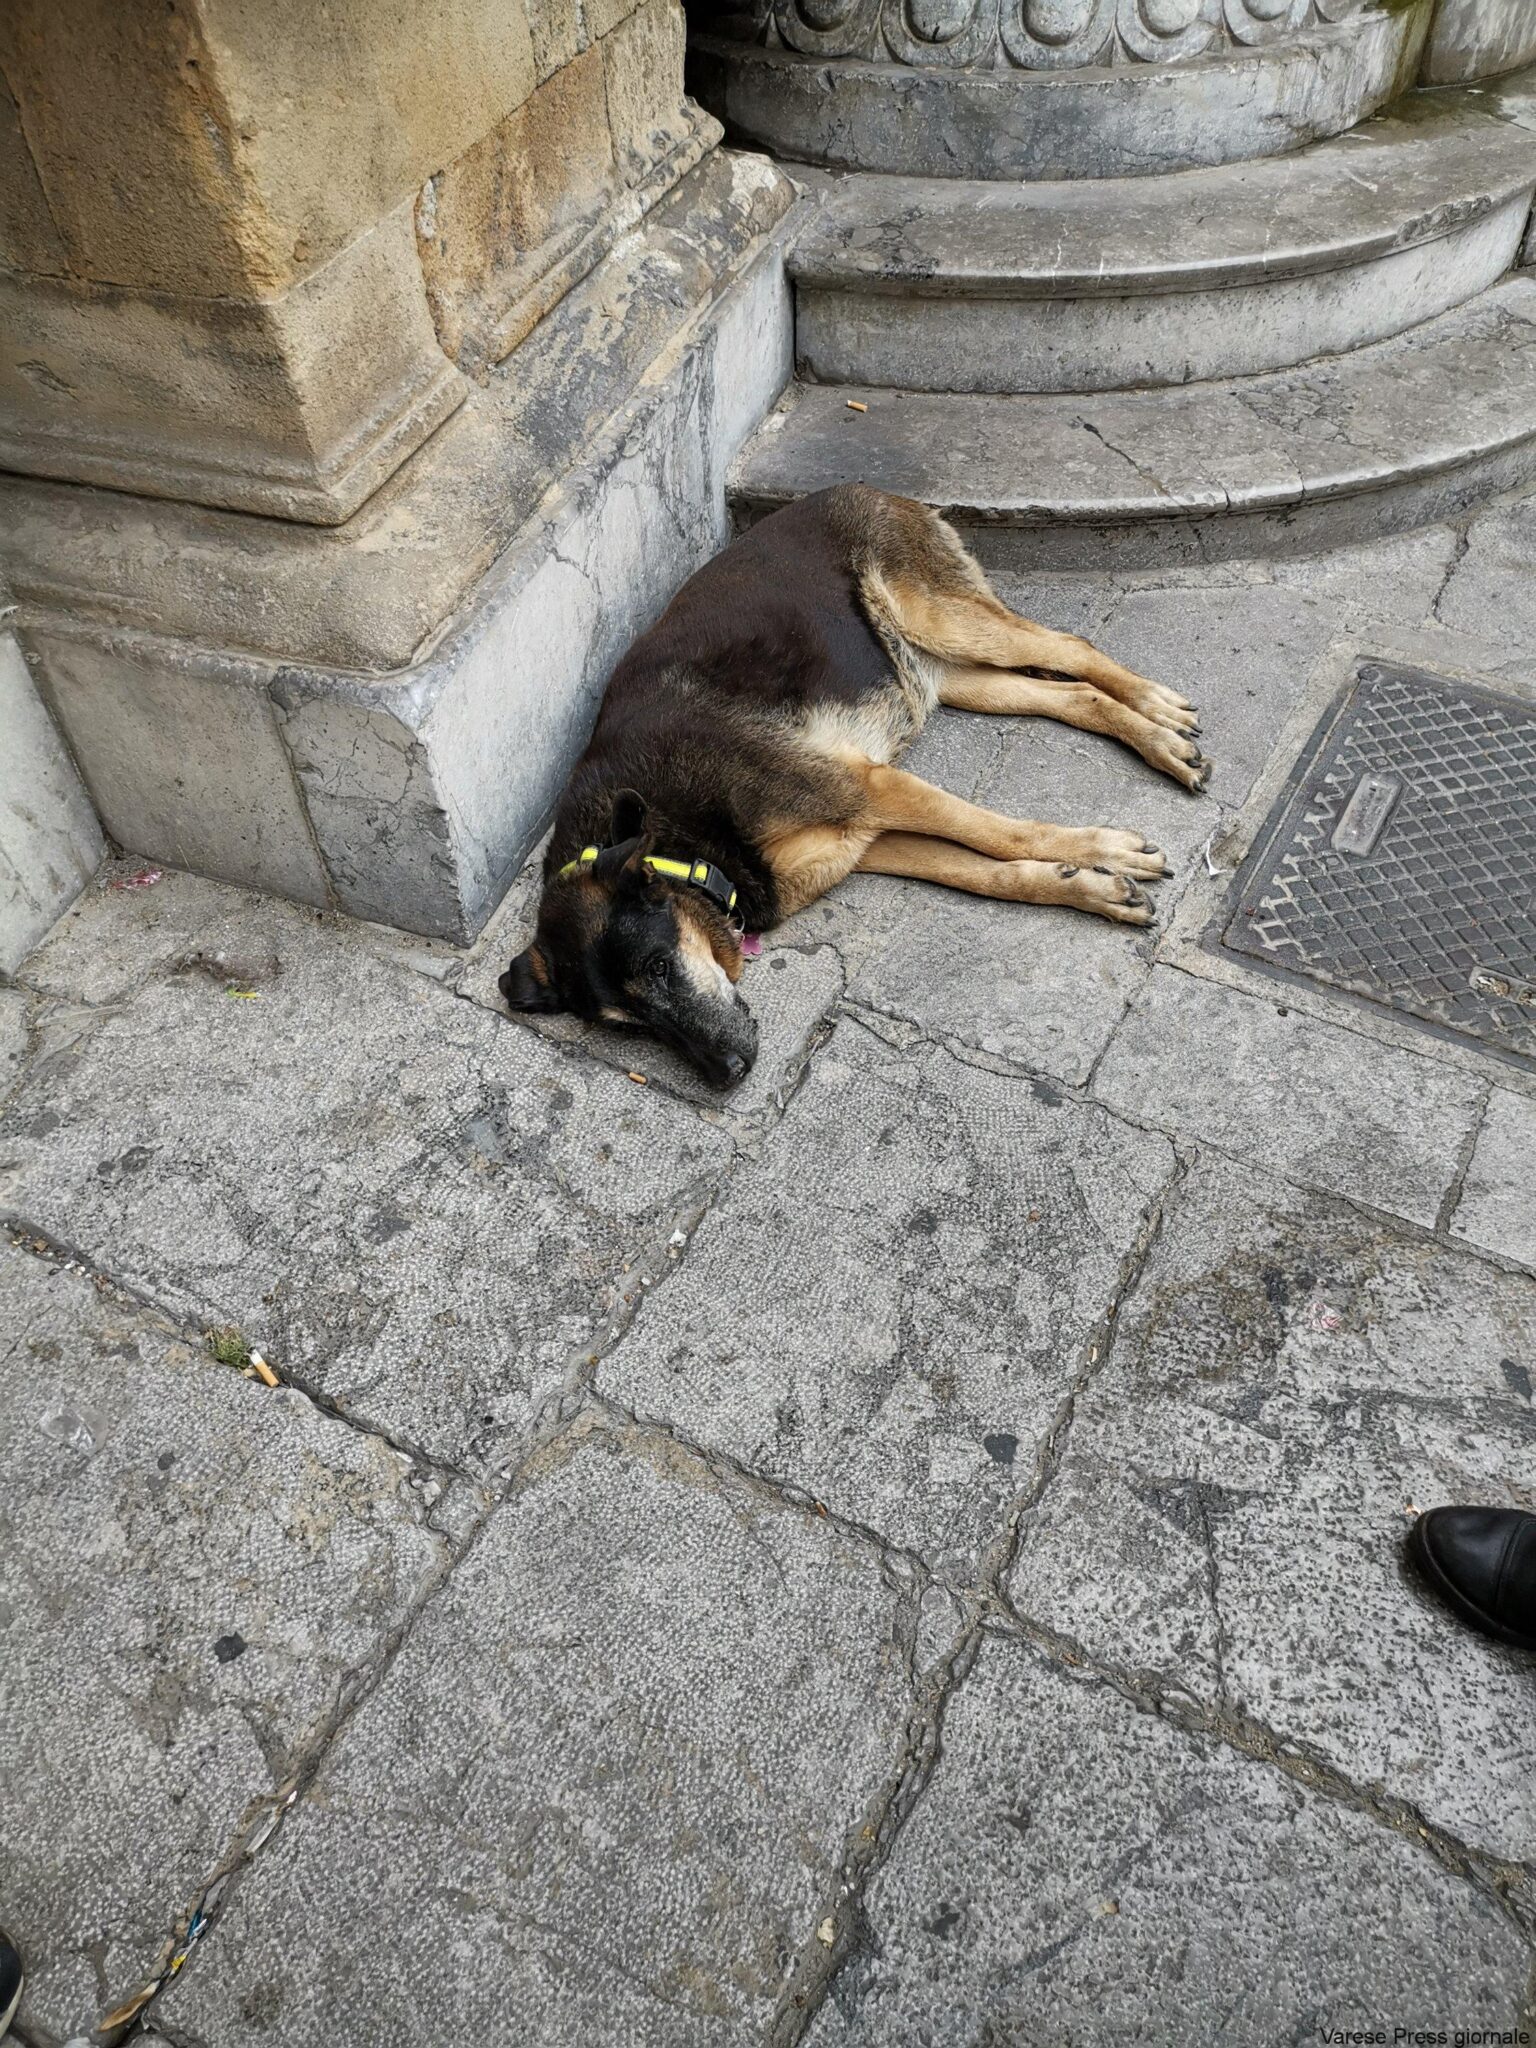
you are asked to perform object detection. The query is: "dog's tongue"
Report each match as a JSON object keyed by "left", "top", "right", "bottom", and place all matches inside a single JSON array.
[{"left": 741, "top": 932, "right": 763, "bottom": 959}]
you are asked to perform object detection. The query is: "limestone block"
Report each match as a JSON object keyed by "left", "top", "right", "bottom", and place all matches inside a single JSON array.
[
  {"left": 415, "top": 48, "right": 620, "bottom": 370},
  {"left": 602, "top": 0, "right": 694, "bottom": 186},
  {"left": 34, "top": 628, "right": 331, "bottom": 912},
  {"left": 585, "top": 0, "right": 651, "bottom": 38},
  {"left": 1422, "top": 0, "right": 1536, "bottom": 84},
  {"left": 0, "top": 3, "right": 273, "bottom": 298},
  {"left": 0, "top": 68, "right": 65, "bottom": 276},
  {"left": 197, "top": 0, "right": 538, "bottom": 285},
  {"left": 0, "top": 0, "right": 537, "bottom": 297},
  {"left": 0, "top": 624, "right": 101, "bottom": 975},
  {"left": 0, "top": 150, "right": 789, "bottom": 671},
  {"left": 0, "top": 201, "right": 465, "bottom": 523},
  {"left": 268, "top": 685, "right": 461, "bottom": 938},
  {"left": 526, "top": 0, "right": 587, "bottom": 81}
]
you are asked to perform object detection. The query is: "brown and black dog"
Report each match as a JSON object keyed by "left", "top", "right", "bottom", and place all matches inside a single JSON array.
[{"left": 499, "top": 483, "right": 1208, "bottom": 1086}]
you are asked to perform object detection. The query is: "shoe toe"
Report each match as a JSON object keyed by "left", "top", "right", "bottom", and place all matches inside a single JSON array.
[{"left": 1416, "top": 1506, "right": 1516, "bottom": 1612}]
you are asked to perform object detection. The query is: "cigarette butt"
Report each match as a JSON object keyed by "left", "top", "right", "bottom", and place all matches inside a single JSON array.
[
  {"left": 626, "top": 1071, "right": 648, "bottom": 1084},
  {"left": 845, "top": 400, "right": 868, "bottom": 413},
  {"left": 249, "top": 1350, "right": 280, "bottom": 1387}
]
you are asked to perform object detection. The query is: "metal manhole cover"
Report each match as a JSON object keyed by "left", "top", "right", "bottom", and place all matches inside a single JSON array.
[{"left": 1219, "top": 660, "right": 1536, "bottom": 1066}]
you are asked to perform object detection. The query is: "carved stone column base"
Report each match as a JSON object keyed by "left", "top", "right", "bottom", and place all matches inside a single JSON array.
[{"left": 689, "top": 3, "right": 1432, "bottom": 178}]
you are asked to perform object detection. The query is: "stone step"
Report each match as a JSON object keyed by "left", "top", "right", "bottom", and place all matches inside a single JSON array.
[
  {"left": 791, "top": 94, "right": 1536, "bottom": 392},
  {"left": 730, "top": 277, "right": 1536, "bottom": 570},
  {"left": 689, "top": 8, "right": 1423, "bottom": 182}
]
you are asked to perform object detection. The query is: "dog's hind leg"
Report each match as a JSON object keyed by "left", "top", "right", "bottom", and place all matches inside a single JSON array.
[
  {"left": 856, "top": 832, "right": 1153, "bottom": 924},
  {"left": 859, "top": 764, "right": 1167, "bottom": 878},
  {"left": 938, "top": 662, "right": 1206, "bottom": 792},
  {"left": 871, "top": 568, "right": 1207, "bottom": 780}
]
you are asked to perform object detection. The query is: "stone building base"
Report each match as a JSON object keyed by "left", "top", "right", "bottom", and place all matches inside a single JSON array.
[{"left": 1, "top": 149, "right": 797, "bottom": 944}]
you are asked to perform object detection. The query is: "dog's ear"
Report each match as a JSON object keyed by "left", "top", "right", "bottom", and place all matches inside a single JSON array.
[
  {"left": 610, "top": 788, "right": 648, "bottom": 843},
  {"left": 498, "top": 947, "right": 562, "bottom": 1013}
]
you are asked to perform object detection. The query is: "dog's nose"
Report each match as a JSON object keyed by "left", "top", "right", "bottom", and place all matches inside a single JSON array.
[{"left": 719, "top": 1049, "right": 751, "bottom": 1087}]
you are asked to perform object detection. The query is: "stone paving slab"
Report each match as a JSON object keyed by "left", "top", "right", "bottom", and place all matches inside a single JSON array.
[
  {"left": 14, "top": 860, "right": 462, "bottom": 1010},
  {"left": 0, "top": 1241, "right": 449, "bottom": 2046},
  {"left": 156, "top": 1417, "right": 917, "bottom": 2048},
  {"left": 1012, "top": 1152, "right": 1536, "bottom": 1866},
  {"left": 1452, "top": 1088, "right": 1536, "bottom": 1272},
  {"left": 806, "top": 1633, "right": 1531, "bottom": 2048},
  {"left": 1093, "top": 966, "right": 1487, "bottom": 1228},
  {"left": 0, "top": 889, "right": 731, "bottom": 1477},
  {"left": 600, "top": 1016, "right": 1174, "bottom": 1580},
  {"left": 0, "top": 985, "right": 30, "bottom": 1103}
]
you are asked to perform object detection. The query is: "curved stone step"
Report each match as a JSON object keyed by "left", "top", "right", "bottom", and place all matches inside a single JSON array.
[
  {"left": 689, "top": 8, "right": 1425, "bottom": 182},
  {"left": 791, "top": 95, "right": 1536, "bottom": 392},
  {"left": 730, "top": 278, "right": 1536, "bottom": 569}
]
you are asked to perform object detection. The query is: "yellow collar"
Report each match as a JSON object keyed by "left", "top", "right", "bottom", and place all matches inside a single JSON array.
[{"left": 558, "top": 844, "right": 739, "bottom": 918}]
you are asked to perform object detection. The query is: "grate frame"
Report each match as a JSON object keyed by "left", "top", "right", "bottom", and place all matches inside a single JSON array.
[{"left": 1214, "top": 659, "right": 1536, "bottom": 1072}]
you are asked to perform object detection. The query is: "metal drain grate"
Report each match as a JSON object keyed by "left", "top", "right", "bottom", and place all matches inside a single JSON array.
[{"left": 1220, "top": 661, "right": 1536, "bottom": 1066}]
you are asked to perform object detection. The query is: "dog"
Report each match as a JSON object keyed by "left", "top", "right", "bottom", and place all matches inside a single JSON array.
[{"left": 499, "top": 483, "right": 1208, "bottom": 1087}]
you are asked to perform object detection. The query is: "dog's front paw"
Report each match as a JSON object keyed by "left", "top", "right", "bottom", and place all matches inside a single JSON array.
[
  {"left": 1056, "top": 828, "right": 1167, "bottom": 878},
  {"left": 1125, "top": 676, "right": 1199, "bottom": 735},
  {"left": 1076, "top": 865, "right": 1156, "bottom": 925},
  {"left": 1142, "top": 729, "right": 1213, "bottom": 794},
  {"left": 1043, "top": 862, "right": 1156, "bottom": 925}
]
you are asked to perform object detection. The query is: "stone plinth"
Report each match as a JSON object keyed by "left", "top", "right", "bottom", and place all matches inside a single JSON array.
[
  {"left": 0, "top": 596, "right": 102, "bottom": 976},
  {"left": 0, "top": 0, "right": 799, "bottom": 946},
  {"left": 3, "top": 150, "right": 797, "bottom": 942}
]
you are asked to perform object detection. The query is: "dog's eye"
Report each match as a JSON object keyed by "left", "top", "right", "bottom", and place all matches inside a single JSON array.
[{"left": 645, "top": 953, "right": 671, "bottom": 984}]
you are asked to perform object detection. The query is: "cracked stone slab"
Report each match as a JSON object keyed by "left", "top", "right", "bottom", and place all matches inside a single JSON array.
[
  {"left": 1433, "top": 492, "right": 1536, "bottom": 657},
  {"left": 1093, "top": 966, "right": 1487, "bottom": 1228},
  {"left": 454, "top": 847, "right": 845, "bottom": 1116},
  {"left": 0, "top": 1242, "right": 449, "bottom": 2047},
  {"left": 1451, "top": 1088, "right": 1536, "bottom": 1271},
  {"left": 0, "top": 896, "right": 731, "bottom": 1475},
  {"left": 156, "top": 1419, "right": 915, "bottom": 2048},
  {"left": 806, "top": 1633, "right": 1530, "bottom": 2048},
  {"left": 601, "top": 1016, "right": 1175, "bottom": 1579},
  {"left": 1013, "top": 1152, "right": 1536, "bottom": 1865}
]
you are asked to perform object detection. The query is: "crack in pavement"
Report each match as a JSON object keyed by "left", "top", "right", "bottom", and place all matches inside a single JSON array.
[{"left": 985, "top": 1599, "right": 1536, "bottom": 1946}]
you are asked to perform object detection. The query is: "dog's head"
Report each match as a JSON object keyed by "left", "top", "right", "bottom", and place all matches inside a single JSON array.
[{"left": 498, "top": 793, "right": 758, "bottom": 1089}]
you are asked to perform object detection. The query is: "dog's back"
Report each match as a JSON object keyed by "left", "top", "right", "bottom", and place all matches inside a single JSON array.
[{"left": 602, "top": 487, "right": 897, "bottom": 722}]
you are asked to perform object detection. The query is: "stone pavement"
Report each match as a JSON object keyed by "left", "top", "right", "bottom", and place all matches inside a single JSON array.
[{"left": 4, "top": 491, "right": 1536, "bottom": 2048}]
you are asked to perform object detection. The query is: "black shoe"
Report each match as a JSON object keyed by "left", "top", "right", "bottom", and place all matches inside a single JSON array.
[
  {"left": 1408, "top": 1506, "right": 1536, "bottom": 1651},
  {"left": 0, "top": 1927, "right": 21, "bottom": 2039}
]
